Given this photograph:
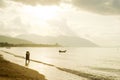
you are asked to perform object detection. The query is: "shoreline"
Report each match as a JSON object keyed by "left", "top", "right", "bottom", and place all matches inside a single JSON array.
[{"left": 0, "top": 54, "right": 47, "bottom": 80}]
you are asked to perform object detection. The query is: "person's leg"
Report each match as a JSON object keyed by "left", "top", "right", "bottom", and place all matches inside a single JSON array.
[
  {"left": 28, "top": 59, "right": 30, "bottom": 64},
  {"left": 25, "top": 59, "right": 27, "bottom": 66}
]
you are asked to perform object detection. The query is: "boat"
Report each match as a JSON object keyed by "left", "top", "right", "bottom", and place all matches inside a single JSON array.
[{"left": 59, "top": 50, "right": 67, "bottom": 53}]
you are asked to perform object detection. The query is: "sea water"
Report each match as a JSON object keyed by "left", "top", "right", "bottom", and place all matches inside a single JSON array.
[{"left": 1, "top": 47, "right": 120, "bottom": 80}]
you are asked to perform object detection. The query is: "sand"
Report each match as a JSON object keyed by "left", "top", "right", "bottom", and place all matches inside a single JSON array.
[{"left": 0, "top": 54, "right": 46, "bottom": 80}]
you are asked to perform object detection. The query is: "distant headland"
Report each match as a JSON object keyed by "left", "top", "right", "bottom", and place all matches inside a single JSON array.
[{"left": 0, "top": 42, "right": 61, "bottom": 47}]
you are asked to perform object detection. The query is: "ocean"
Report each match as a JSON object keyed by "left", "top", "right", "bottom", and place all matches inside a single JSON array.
[{"left": 1, "top": 47, "right": 120, "bottom": 80}]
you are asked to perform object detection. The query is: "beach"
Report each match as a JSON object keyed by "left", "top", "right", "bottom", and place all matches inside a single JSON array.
[
  {"left": 0, "top": 47, "right": 120, "bottom": 80},
  {"left": 0, "top": 54, "right": 46, "bottom": 80}
]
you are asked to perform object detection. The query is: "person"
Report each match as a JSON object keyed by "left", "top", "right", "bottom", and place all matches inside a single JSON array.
[{"left": 25, "top": 51, "right": 30, "bottom": 66}]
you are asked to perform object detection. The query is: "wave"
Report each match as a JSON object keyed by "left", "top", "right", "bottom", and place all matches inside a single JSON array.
[
  {"left": 56, "top": 67, "right": 116, "bottom": 80},
  {"left": 90, "top": 67, "right": 120, "bottom": 73},
  {"left": 1, "top": 50, "right": 116, "bottom": 80}
]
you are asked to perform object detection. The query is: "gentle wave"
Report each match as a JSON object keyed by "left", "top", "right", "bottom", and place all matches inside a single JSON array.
[
  {"left": 56, "top": 67, "right": 115, "bottom": 80},
  {"left": 90, "top": 67, "right": 120, "bottom": 73}
]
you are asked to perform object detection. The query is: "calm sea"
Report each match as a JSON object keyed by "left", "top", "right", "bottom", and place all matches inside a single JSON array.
[{"left": 1, "top": 47, "right": 120, "bottom": 80}]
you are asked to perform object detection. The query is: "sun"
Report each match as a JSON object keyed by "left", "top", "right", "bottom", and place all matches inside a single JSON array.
[
  {"left": 20, "top": 5, "right": 61, "bottom": 36},
  {"left": 22, "top": 5, "right": 60, "bottom": 21}
]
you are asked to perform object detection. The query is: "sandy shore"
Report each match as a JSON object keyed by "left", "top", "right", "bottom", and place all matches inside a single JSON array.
[{"left": 0, "top": 54, "right": 46, "bottom": 80}]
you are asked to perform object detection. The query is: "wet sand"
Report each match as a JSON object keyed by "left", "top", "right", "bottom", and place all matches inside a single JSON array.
[{"left": 0, "top": 54, "right": 46, "bottom": 80}]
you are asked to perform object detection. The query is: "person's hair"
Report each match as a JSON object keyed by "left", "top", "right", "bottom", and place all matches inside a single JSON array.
[{"left": 26, "top": 51, "right": 29, "bottom": 53}]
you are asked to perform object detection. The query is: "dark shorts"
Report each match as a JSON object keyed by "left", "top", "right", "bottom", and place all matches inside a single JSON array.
[{"left": 26, "top": 56, "right": 29, "bottom": 60}]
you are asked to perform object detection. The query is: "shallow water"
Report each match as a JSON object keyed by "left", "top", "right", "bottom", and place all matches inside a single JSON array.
[{"left": 1, "top": 47, "right": 120, "bottom": 80}]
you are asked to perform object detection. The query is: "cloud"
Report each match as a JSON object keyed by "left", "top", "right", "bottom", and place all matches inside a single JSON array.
[
  {"left": 0, "top": 16, "right": 29, "bottom": 36},
  {"left": 0, "top": 2, "right": 29, "bottom": 36},
  {"left": 13, "top": 0, "right": 61, "bottom": 6},
  {"left": 71, "top": 0, "right": 120, "bottom": 15},
  {"left": 48, "top": 18, "right": 77, "bottom": 36},
  {"left": 0, "top": 0, "right": 6, "bottom": 8}
]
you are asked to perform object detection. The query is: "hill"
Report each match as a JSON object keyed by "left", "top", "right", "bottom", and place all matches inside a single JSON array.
[
  {"left": 0, "top": 35, "right": 33, "bottom": 44},
  {"left": 16, "top": 34, "right": 98, "bottom": 47},
  {"left": 0, "top": 35, "right": 61, "bottom": 47}
]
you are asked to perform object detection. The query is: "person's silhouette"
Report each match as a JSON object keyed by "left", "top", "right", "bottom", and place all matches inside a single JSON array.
[{"left": 25, "top": 51, "right": 30, "bottom": 66}]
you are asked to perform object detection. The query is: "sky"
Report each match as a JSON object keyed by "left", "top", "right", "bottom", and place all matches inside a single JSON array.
[{"left": 0, "top": 0, "right": 120, "bottom": 46}]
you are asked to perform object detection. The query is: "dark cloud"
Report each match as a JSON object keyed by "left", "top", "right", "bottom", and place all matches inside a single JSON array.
[
  {"left": 13, "top": 0, "right": 61, "bottom": 6},
  {"left": 0, "top": 0, "right": 6, "bottom": 8},
  {"left": 72, "top": 0, "right": 120, "bottom": 15}
]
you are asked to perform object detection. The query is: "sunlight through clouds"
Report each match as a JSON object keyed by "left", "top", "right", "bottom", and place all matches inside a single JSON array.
[{"left": 21, "top": 5, "right": 60, "bottom": 21}]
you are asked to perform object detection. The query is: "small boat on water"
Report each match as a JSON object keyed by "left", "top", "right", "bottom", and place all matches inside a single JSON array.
[{"left": 59, "top": 50, "right": 67, "bottom": 53}]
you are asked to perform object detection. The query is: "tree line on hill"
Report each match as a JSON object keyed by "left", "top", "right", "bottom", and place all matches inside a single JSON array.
[{"left": 0, "top": 42, "right": 61, "bottom": 47}]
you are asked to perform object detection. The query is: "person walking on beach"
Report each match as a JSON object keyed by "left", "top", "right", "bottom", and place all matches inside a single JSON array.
[{"left": 25, "top": 51, "right": 30, "bottom": 66}]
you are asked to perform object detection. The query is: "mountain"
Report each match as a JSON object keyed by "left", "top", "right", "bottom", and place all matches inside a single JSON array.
[
  {"left": 0, "top": 35, "right": 33, "bottom": 44},
  {"left": 16, "top": 34, "right": 98, "bottom": 47}
]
